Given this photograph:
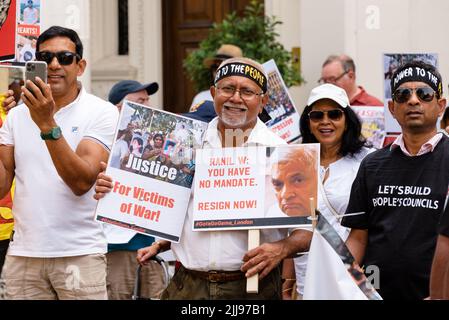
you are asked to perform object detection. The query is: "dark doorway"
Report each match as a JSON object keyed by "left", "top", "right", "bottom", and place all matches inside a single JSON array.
[{"left": 162, "top": 0, "right": 255, "bottom": 114}]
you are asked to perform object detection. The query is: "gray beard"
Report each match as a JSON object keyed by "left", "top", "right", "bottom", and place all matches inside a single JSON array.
[{"left": 0, "top": 0, "right": 12, "bottom": 30}]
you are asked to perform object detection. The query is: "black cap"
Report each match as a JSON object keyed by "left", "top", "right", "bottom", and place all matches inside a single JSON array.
[
  {"left": 108, "top": 80, "right": 159, "bottom": 105},
  {"left": 183, "top": 100, "right": 217, "bottom": 123}
]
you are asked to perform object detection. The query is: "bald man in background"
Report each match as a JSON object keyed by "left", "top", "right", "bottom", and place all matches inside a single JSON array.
[{"left": 319, "top": 54, "right": 383, "bottom": 106}]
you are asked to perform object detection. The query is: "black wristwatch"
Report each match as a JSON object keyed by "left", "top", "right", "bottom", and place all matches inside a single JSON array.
[{"left": 40, "top": 126, "right": 62, "bottom": 140}]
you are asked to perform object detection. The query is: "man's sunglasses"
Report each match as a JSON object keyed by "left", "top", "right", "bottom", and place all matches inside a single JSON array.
[
  {"left": 392, "top": 87, "right": 437, "bottom": 104},
  {"left": 308, "top": 109, "right": 344, "bottom": 122},
  {"left": 35, "top": 51, "right": 80, "bottom": 66}
]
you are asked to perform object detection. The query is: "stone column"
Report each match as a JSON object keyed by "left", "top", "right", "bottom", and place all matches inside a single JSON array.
[
  {"left": 89, "top": 0, "right": 162, "bottom": 107},
  {"left": 128, "top": 0, "right": 163, "bottom": 109},
  {"left": 40, "top": 0, "right": 91, "bottom": 91}
]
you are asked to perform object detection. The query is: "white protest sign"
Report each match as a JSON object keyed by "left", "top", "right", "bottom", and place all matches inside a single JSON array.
[
  {"left": 95, "top": 101, "right": 208, "bottom": 242},
  {"left": 193, "top": 144, "right": 319, "bottom": 231}
]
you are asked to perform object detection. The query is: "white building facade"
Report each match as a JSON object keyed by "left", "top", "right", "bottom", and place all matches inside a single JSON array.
[{"left": 40, "top": 0, "right": 449, "bottom": 112}]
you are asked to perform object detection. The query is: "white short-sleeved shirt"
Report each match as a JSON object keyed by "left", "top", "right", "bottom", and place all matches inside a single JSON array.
[
  {"left": 294, "top": 147, "right": 373, "bottom": 295},
  {"left": 171, "top": 118, "right": 287, "bottom": 271},
  {"left": 0, "top": 87, "right": 119, "bottom": 258},
  {"left": 104, "top": 135, "right": 136, "bottom": 245}
]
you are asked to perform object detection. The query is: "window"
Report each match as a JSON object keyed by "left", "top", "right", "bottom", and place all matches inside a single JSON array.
[{"left": 118, "top": 0, "right": 129, "bottom": 55}]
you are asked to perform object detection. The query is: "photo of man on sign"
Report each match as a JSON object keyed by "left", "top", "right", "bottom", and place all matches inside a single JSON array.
[
  {"left": 20, "top": 0, "right": 40, "bottom": 25},
  {"left": 266, "top": 145, "right": 319, "bottom": 218}
]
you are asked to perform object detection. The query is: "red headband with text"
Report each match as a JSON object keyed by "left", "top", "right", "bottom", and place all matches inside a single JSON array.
[
  {"left": 391, "top": 65, "right": 443, "bottom": 98},
  {"left": 214, "top": 62, "right": 268, "bottom": 93}
]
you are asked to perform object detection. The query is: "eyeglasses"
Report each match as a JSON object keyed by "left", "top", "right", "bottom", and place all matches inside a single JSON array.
[
  {"left": 308, "top": 109, "right": 344, "bottom": 122},
  {"left": 392, "top": 87, "right": 437, "bottom": 104},
  {"left": 36, "top": 51, "right": 80, "bottom": 66},
  {"left": 215, "top": 85, "right": 264, "bottom": 101},
  {"left": 318, "top": 71, "right": 348, "bottom": 85}
]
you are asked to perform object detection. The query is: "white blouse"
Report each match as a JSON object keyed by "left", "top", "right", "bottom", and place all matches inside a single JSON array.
[{"left": 294, "top": 147, "right": 373, "bottom": 295}]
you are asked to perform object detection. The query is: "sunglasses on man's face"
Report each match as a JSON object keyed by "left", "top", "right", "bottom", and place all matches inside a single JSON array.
[
  {"left": 35, "top": 51, "right": 80, "bottom": 66},
  {"left": 392, "top": 87, "right": 437, "bottom": 104},
  {"left": 308, "top": 109, "right": 344, "bottom": 122}
]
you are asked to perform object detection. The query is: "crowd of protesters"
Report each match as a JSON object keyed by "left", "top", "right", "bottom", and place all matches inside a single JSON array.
[{"left": 0, "top": 25, "right": 448, "bottom": 301}]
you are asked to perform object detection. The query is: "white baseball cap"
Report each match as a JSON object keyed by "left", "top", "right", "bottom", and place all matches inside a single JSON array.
[{"left": 306, "top": 84, "right": 350, "bottom": 108}]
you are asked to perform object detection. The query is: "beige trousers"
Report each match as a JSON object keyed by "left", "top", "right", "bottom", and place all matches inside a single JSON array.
[
  {"left": 106, "top": 250, "right": 165, "bottom": 300},
  {"left": 3, "top": 254, "right": 107, "bottom": 300}
]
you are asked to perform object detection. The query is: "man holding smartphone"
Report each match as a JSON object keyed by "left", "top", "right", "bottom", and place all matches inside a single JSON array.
[{"left": 0, "top": 26, "right": 118, "bottom": 300}]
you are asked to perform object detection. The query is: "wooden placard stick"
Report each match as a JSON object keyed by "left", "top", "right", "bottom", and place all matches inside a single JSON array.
[
  {"left": 246, "top": 229, "right": 260, "bottom": 294},
  {"left": 310, "top": 197, "right": 317, "bottom": 230}
]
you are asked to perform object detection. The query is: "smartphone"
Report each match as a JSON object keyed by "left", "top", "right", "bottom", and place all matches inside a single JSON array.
[
  {"left": 25, "top": 61, "right": 48, "bottom": 97},
  {"left": 25, "top": 61, "right": 48, "bottom": 85}
]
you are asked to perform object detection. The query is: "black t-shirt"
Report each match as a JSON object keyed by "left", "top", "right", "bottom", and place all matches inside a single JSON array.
[
  {"left": 342, "top": 136, "right": 449, "bottom": 300},
  {"left": 439, "top": 200, "right": 449, "bottom": 237}
]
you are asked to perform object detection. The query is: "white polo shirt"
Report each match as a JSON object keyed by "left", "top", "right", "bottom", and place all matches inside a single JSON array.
[
  {"left": 0, "top": 87, "right": 119, "bottom": 258},
  {"left": 171, "top": 117, "right": 287, "bottom": 271}
]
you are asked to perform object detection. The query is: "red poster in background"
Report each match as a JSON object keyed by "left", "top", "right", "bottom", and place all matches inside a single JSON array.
[
  {"left": 383, "top": 133, "right": 400, "bottom": 147},
  {"left": 0, "top": 0, "right": 17, "bottom": 61}
]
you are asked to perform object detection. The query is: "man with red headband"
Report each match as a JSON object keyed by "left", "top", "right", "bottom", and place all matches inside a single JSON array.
[
  {"left": 95, "top": 57, "right": 313, "bottom": 299},
  {"left": 342, "top": 60, "right": 449, "bottom": 300}
]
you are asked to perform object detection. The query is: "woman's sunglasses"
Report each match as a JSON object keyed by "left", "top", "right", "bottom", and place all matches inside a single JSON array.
[
  {"left": 308, "top": 109, "right": 344, "bottom": 122},
  {"left": 392, "top": 87, "right": 437, "bottom": 104},
  {"left": 35, "top": 51, "right": 80, "bottom": 66}
]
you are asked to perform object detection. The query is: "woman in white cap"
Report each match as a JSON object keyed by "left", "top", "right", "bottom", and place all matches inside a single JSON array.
[{"left": 282, "top": 84, "right": 373, "bottom": 299}]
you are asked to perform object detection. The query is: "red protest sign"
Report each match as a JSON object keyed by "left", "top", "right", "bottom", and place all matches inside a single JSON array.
[{"left": 0, "top": 0, "right": 17, "bottom": 62}]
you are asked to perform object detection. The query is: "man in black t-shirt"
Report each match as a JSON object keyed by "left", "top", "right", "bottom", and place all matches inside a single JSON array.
[
  {"left": 430, "top": 202, "right": 449, "bottom": 299},
  {"left": 342, "top": 61, "right": 448, "bottom": 300}
]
